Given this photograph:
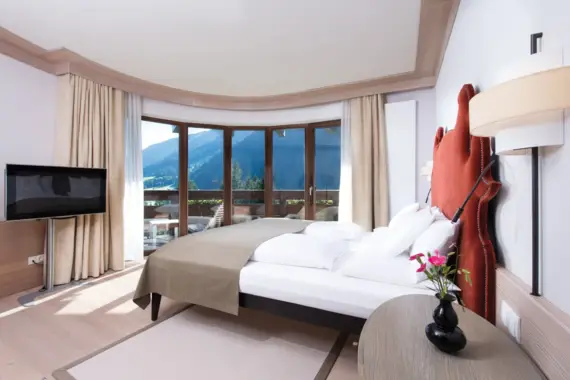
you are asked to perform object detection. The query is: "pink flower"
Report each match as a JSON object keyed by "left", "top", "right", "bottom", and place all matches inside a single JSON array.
[
  {"left": 409, "top": 253, "right": 425, "bottom": 261},
  {"left": 434, "top": 249, "right": 440, "bottom": 257},
  {"left": 428, "top": 255, "right": 447, "bottom": 266},
  {"left": 416, "top": 263, "right": 427, "bottom": 272}
]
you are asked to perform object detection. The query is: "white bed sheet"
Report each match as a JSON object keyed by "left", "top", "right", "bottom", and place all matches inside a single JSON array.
[{"left": 239, "top": 261, "right": 436, "bottom": 319}]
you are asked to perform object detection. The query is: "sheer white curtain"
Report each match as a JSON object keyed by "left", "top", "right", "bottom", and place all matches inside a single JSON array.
[
  {"left": 338, "top": 100, "right": 353, "bottom": 223},
  {"left": 123, "top": 93, "right": 144, "bottom": 262}
]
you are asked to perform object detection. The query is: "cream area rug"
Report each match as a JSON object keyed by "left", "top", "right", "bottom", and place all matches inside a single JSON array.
[{"left": 53, "top": 306, "right": 346, "bottom": 380}]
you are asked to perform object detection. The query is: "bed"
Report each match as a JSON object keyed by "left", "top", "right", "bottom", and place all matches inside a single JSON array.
[
  {"left": 240, "top": 262, "right": 438, "bottom": 319},
  {"left": 133, "top": 83, "right": 501, "bottom": 331}
]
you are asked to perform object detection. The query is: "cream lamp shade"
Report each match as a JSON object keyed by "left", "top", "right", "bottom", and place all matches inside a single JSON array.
[{"left": 469, "top": 65, "right": 569, "bottom": 154}]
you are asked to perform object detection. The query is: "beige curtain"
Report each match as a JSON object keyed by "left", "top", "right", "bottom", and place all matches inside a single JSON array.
[
  {"left": 53, "top": 74, "right": 125, "bottom": 285},
  {"left": 349, "top": 94, "right": 389, "bottom": 231}
]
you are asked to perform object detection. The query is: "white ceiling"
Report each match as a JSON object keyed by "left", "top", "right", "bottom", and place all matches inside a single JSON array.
[{"left": 0, "top": 0, "right": 422, "bottom": 97}]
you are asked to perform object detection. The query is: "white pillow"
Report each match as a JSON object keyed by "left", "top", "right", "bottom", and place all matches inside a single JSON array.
[
  {"left": 340, "top": 253, "right": 430, "bottom": 285},
  {"left": 388, "top": 203, "right": 420, "bottom": 230},
  {"left": 303, "top": 221, "right": 364, "bottom": 241},
  {"left": 385, "top": 207, "right": 435, "bottom": 257},
  {"left": 411, "top": 219, "right": 460, "bottom": 258},
  {"left": 350, "top": 228, "right": 403, "bottom": 257},
  {"left": 409, "top": 219, "right": 460, "bottom": 282},
  {"left": 351, "top": 208, "right": 434, "bottom": 259},
  {"left": 251, "top": 233, "right": 348, "bottom": 270}
]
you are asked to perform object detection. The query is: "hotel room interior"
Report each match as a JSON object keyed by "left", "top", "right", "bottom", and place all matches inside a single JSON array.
[{"left": 1, "top": 0, "right": 569, "bottom": 379}]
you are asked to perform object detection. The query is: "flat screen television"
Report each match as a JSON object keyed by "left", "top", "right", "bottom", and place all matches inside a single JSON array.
[{"left": 5, "top": 164, "right": 107, "bottom": 221}]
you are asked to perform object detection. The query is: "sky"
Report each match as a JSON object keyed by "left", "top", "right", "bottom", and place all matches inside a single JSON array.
[{"left": 141, "top": 120, "right": 208, "bottom": 149}]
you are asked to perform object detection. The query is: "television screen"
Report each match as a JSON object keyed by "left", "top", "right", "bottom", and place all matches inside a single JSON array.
[{"left": 5, "top": 164, "right": 107, "bottom": 221}]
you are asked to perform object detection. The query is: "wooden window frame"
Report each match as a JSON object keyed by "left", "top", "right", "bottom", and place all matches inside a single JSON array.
[{"left": 141, "top": 116, "right": 341, "bottom": 229}]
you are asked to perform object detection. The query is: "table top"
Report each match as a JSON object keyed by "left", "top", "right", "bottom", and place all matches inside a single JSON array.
[{"left": 358, "top": 295, "right": 545, "bottom": 380}]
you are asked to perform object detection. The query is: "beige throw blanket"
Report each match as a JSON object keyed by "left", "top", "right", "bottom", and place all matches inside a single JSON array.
[{"left": 133, "top": 218, "right": 311, "bottom": 315}]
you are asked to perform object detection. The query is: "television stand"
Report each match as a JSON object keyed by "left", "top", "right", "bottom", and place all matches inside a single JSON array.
[
  {"left": 43, "top": 218, "right": 56, "bottom": 291},
  {"left": 42, "top": 216, "right": 77, "bottom": 292}
]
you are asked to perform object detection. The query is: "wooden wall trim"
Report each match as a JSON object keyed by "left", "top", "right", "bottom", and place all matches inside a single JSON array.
[
  {"left": 434, "top": 0, "right": 460, "bottom": 78},
  {"left": 0, "top": 0, "right": 458, "bottom": 110},
  {"left": 416, "top": 0, "right": 460, "bottom": 78},
  {"left": 0, "top": 28, "right": 57, "bottom": 73},
  {"left": 0, "top": 220, "right": 45, "bottom": 298},
  {"left": 496, "top": 267, "right": 570, "bottom": 380}
]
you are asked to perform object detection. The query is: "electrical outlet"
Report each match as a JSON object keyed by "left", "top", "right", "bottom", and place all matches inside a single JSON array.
[
  {"left": 28, "top": 254, "right": 44, "bottom": 266},
  {"left": 501, "top": 301, "right": 521, "bottom": 343}
]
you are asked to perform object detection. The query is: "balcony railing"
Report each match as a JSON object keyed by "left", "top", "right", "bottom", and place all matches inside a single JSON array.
[{"left": 144, "top": 189, "right": 339, "bottom": 219}]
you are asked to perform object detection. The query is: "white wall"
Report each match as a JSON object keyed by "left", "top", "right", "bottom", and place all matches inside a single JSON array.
[
  {"left": 387, "top": 88, "right": 436, "bottom": 203},
  {"left": 435, "top": 0, "right": 570, "bottom": 314},
  {"left": 0, "top": 54, "right": 57, "bottom": 220},
  {"left": 143, "top": 98, "right": 343, "bottom": 126},
  {"left": 385, "top": 100, "right": 417, "bottom": 219}
]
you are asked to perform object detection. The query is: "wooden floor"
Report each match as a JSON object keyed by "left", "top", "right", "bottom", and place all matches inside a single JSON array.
[
  {"left": 0, "top": 264, "right": 359, "bottom": 380},
  {"left": 0, "top": 265, "right": 186, "bottom": 380}
]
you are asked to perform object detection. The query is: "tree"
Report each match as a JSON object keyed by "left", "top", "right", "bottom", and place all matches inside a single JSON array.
[
  {"left": 188, "top": 179, "right": 198, "bottom": 190},
  {"left": 244, "top": 176, "right": 264, "bottom": 190},
  {"left": 217, "top": 161, "right": 264, "bottom": 191},
  {"left": 231, "top": 161, "right": 244, "bottom": 189}
]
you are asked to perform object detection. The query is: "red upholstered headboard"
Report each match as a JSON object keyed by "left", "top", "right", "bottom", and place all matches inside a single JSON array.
[{"left": 431, "top": 84, "right": 501, "bottom": 323}]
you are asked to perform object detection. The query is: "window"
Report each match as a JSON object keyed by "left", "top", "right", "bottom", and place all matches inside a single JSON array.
[
  {"left": 187, "top": 126, "right": 224, "bottom": 230},
  {"left": 141, "top": 118, "right": 341, "bottom": 255},
  {"left": 231, "top": 130, "right": 265, "bottom": 225},
  {"left": 272, "top": 128, "right": 306, "bottom": 218},
  {"left": 142, "top": 120, "right": 180, "bottom": 255},
  {"left": 314, "top": 126, "right": 341, "bottom": 221}
]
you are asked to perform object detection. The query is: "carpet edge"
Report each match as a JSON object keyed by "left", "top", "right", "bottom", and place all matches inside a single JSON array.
[
  {"left": 53, "top": 368, "right": 77, "bottom": 380},
  {"left": 51, "top": 303, "right": 192, "bottom": 379}
]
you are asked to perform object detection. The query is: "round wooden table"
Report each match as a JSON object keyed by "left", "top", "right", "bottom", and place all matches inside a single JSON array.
[{"left": 358, "top": 295, "right": 545, "bottom": 380}]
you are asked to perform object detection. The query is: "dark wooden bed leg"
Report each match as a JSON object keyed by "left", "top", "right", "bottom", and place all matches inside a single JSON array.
[{"left": 151, "top": 293, "right": 162, "bottom": 321}]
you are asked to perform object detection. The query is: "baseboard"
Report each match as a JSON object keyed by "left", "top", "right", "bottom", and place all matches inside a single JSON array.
[{"left": 496, "top": 267, "right": 570, "bottom": 380}]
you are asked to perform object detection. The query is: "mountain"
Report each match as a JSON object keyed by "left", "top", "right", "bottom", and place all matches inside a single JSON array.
[{"left": 143, "top": 127, "right": 340, "bottom": 190}]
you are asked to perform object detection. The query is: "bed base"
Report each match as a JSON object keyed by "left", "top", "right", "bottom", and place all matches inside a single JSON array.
[{"left": 150, "top": 292, "right": 366, "bottom": 335}]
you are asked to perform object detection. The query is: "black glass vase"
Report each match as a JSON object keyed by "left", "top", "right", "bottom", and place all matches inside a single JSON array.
[{"left": 425, "top": 293, "right": 467, "bottom": 354}]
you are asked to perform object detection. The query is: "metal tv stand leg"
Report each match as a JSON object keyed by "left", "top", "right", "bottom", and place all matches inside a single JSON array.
[{"left": 44, "top": 218, "right": 56, "bottom": 291}]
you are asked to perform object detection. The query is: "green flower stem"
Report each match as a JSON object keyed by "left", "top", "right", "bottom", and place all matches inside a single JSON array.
[{"left": 434, "top": 267, "right": 447, "bottom": 298}]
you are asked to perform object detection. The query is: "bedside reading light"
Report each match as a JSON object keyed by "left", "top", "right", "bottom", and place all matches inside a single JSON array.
[
  {"left": 420, "top": 160, "right": 433, "bottom": 203},
  {"left": 468, "top": 33, "right": 568, "bottom": 296}
]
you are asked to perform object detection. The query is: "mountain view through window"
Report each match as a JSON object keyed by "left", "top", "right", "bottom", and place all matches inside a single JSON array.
[{"left": 143, "top": 126, "right": 341, "bottom": 191}]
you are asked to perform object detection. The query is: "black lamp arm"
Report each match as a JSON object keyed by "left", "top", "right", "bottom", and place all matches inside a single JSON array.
[{"left": 451, "top": 159, "right": 496, "bottom": 223}]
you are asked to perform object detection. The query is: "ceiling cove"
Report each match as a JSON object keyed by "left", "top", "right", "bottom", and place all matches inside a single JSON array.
[{"left": 0, "top": 0, "right": 458, "bottom": 110}]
